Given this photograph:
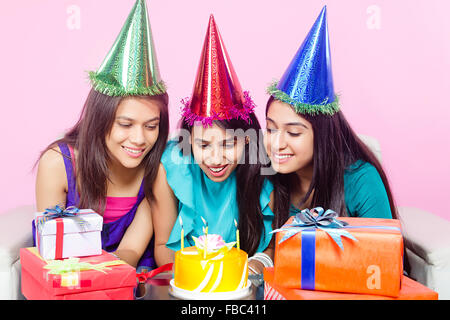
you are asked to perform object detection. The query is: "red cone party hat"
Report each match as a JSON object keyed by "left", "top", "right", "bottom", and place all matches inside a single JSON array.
[{"left": 182, "top": 15, "right": 255, "bottom": 127}]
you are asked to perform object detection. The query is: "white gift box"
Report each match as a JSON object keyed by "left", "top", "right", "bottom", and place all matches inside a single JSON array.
[{"left": 34, "top": 209, "right": 103, "bottom": 260}]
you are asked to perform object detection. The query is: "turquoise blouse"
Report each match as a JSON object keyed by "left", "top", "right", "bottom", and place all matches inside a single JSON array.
[
  {"left": 343, "top": 160, "right": 392, "bottom": 218},
  {"left": 161, "top": 140, "right": 274, "bottom": 253},
  {"left": 290, "top": 160, "right": 392, "bottom": 219}
]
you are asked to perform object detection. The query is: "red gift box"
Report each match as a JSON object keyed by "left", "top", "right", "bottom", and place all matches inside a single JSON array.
[
  {"left": 264, "top": 268, "right": 438, "bottom": 300},
  {"left": 20, "top": 247, "right": 136, "bottom": 300}
]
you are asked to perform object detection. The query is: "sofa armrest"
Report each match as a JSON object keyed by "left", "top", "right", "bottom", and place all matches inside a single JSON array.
[
  {"left": 0, "top": 205, "right": 35, "bottom": 267},
  {"left": 358, "top": 134, "right": 382, "bottom": 163},
  {"left": 398, "top": 206, "right": 450, "bottom": 299},
  {"left": 398, "top": 206, "right": 450, "bottom": 265},
  {"left": 0, "top": 205, "right": 35, "bottom": 299}
]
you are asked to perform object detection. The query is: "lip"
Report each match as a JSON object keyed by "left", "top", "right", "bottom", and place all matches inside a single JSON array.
[
  {"left": 207, "top": 164, "right": 229, "bottom": 177},
  {"left": 122, "top": 146, "right": 145, "bottom": 158},
  {"left": 271, "top": 152, "right": 294, "bottom": 164}
]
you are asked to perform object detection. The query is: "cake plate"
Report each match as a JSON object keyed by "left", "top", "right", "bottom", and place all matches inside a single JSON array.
[{"left": 169, "top": 279, "right": 252, "bottom": 300}]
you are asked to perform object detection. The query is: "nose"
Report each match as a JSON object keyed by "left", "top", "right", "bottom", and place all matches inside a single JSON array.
[
  {"left": 204, "top": 145, "right": 224, "bottom": 166},
  {"left": 129, "top": 127, "right": 146, "bottom": 146},
  {"left": 270, "top": 130, "right": 287, "bottom": 151}
]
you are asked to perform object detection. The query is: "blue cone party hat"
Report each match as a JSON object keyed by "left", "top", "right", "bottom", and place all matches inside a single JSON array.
[{"left": 267, "top": 6, "right": 339, "bottom": 115}]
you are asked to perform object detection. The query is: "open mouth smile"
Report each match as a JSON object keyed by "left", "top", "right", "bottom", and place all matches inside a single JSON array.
[
  {"left": 207, "top": 164, "right": 229, "bottom": 177},
  {"left": 122, "top": 146, "right": 145, "bottom": 158},
  {"left": 272, "top": 152, "right": 294, "bottom": 164}
]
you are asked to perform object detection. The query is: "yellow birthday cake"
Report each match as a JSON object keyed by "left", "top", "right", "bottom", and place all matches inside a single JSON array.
[{"left": 170, "top": 234, "right": 250, "bottom": 299}]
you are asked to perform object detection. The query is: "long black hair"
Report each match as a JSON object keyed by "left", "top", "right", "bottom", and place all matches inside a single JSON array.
[
  {"left": 267, "top": 96, "right": 398, "bottom": 231},
  {"left": 179, "top": 113, "right": 266, "bottom": 257}
]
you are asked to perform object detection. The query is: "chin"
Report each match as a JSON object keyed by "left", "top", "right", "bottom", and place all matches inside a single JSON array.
[
  {"left": 118, "top": 158, "right": 143, "bottom": 169},
  {"left": 204, "top": 172, "right": 230, "bottom": 182},
  {"left": 270, "top": 163, "right": 296, "bottom": 174}
]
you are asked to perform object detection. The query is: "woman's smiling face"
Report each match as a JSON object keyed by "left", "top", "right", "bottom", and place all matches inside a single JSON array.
[
  {"left": 264, "top": 99, "right": 314, "bottom": 174},
  {"left": 191, "top": 123, "right": 246, "bottom": 182},
  {"left": 105, "top": 96, "right": 161, "bottom": 169}
]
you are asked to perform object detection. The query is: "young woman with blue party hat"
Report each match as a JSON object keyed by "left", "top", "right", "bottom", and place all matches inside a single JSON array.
[
  {"left": 151, "top": 15, "right": 275, "bottom": 275},
  {"left": 35, "top": 0, "right": 168, "bottom": 270},
  {"left": 264, "top": 6, "right": 399, "bottom": 232}
]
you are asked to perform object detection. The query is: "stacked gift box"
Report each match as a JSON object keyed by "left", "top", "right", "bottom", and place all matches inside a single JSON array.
[
  {"left": 264, "top": 208, "right": 438, "bottom": 300},
  {"left": 20, "top": 206, "right": 136, "bottom": 300}
]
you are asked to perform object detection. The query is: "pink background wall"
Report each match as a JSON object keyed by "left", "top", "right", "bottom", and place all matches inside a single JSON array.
[{"left": 1, "top": 0, "right": 449, "bottom": 220}]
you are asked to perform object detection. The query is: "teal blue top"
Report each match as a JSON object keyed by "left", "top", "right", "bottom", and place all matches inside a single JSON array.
[
  {"left": 161, "top": 140, "right": 274, "bottom": 252},
  {"left": 290, "top": 160, "right": 392, "bottom": 218}
]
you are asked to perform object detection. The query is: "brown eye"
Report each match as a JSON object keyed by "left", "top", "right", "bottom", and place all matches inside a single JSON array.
[{"left": 197, "top": 143, "right": 209, "bottom": 149}]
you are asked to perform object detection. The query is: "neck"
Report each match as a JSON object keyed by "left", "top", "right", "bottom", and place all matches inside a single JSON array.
[
  {"left": 295, "top": 163, "right": 313, "bottom": 194},
  {"left": 290, "top": 163, "right": 314, "bottom": 208},
  {"left": 107, "top": 161, "right": 142, "bottom": 186}
]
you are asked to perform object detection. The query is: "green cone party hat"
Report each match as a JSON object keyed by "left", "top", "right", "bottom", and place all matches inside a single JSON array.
[{"left": 89, "top": 0, "right": 166, "bottom": 96}]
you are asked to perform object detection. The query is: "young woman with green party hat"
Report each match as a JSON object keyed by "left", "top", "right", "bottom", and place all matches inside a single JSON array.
[{"left": 35, "top": 0, "right": 168, "bottom": 270}]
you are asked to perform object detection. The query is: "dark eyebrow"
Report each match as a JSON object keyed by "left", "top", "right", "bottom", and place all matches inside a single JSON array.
[
  {"left": 266, "top": 117, "right": 308, "bottom": 129},
  {"left": 116, "top": 116, "right": 133, "bottom": 121},
  {"left": 145, "top": 116, "right": 160, "bottom": 123},
  {"left": 285, "top": 122, "right": 308, "bottom": 129},
  {"left": 194, "top": 138, "right": 209, "bottom": 144},
  {"left": 116, "top": 116, "right": 160, "bottom": 123},
  {"left": 266, "top": 117, "right": 278, "bottom": 129}
]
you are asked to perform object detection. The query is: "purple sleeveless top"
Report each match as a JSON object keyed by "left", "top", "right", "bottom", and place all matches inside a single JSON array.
[{"left": 33, "top": 143, "right": 156, "bottom": 269}]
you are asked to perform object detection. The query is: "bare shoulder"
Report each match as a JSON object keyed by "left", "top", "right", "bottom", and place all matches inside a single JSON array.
[
  {"left": 151, "top": 162, "right": 176, "bottom": 204},
  {"left": 36, "top": 145, "right": 68, "bottom": 192},
  {"left": 157, "top": 162, "right": 167, "bottom": 177},
  {"left": 153, "top": 163, "right": 169, "bottom": 189},
  {"left": 39, "top": 146, "right": 65, "bottom": 167}
]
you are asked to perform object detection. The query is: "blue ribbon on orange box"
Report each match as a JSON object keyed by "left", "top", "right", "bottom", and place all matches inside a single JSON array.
[{"left": 270, "top": 207, "right": 401, "bottom": 290}]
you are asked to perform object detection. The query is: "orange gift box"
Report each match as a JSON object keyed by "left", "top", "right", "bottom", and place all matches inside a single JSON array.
[
  {"left": 20, "top": 247, "right": 136, "bottom": 300},
  {"left": 273, "top": 215, "right": 404, "bottom": 297},
  {"left": 264, "top": 268, "right": 438, "bottom": 300}
]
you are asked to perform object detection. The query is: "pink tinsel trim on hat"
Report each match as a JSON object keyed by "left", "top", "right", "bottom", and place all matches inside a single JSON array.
[{"left": 181, "top": 91, "right": 256, "bottom": 127}]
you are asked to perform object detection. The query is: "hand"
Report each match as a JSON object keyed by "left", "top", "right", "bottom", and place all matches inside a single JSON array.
[
  {"left": 248, "top": 259, "right": 265, "bottom": 288},
  {"left": 248, "top": 258, "right": 265, "bottom": 275}
]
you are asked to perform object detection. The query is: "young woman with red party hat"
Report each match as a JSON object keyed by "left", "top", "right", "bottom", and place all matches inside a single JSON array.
[{"left": 151, "top": 15, "right": 275, "bottom": 275}]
